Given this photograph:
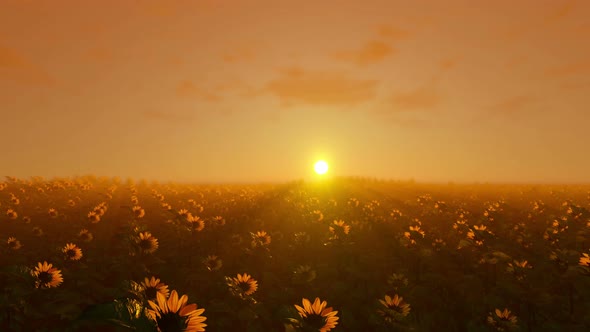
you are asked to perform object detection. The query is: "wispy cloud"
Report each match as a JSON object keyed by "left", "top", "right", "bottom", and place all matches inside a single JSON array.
[
  {"left": 0, "top": 45, "right": 55, "bottom": 86},
  {"left": 389, "top": 85, "right": 442, "bottom": 112},
  {"left": 332, "top": 40, "right": 394, "bottom": 66},
  {"left": 84, "top": 47, "right": 114, "bottom": 63},
  {"left": 543, "top": 0, "right": 578, "bottom": 25},
  {"left": 265, "top": 66, "right": 378, "bottom": 107},
  {"left": 544, "top": 60, "right": 590, "bottom": 78},
  {"left": 142, "top": 110, "right": 194, "bottom": 122},
  {"left": 176, "top": 80, "right": 222, "bottom": 102},
  {"left": 221, "top": 43, "right": 258, "bottom": 64},
  {"left": 488, "top": 95, "right": 535, "bottom": 114},
  {"left": 376, "top": 24, "right": 411, "bottom": 40}
]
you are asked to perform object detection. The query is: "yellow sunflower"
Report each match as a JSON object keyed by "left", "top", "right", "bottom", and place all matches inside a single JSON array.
[
  {"left": 329, "top": 220, "right": 350, "bottom": 239},
  {"left": 251, "top": 231, "right": 271, "bottom": 248},
  {"left": 32, "top": 261, "right": 63, "bottom": 289},
  {"left": 142, "top": 276, "right": 170, "bottom": 300},
  {"left": 487, "top": 308, "right": 518, "bottom": 331},
  {"left": 133, "top": 206, "right": 145, "bottom": 219},
  {"left": 293, "top": 297, "right": 339, "bottom": 332},
  {"left": 147, "top": 290, "right": 207, "bottom": 332},
  {"left": 6, "top": 209, "right": 18, "bottom": 220},
  {"left": 212, "top": 216, "right": 225, "bottom": 227},
  {"left": 190, "top": 216, "right": 205, "bottom": 232},
  {"left": 78, "top": 229, "right": 94, "bottom": 242},
  {"left": 137, "top": 232, "right": 159, "bottom": 254},
  {"left": 63, "top": 243, "right": 83, "bottom": 261},
  {"left": 292, "top": 265, "right": 317, "bottom": 283},
  {"left": 229, "top": 273, "right": 258, "bottom": 297},
  {"left": 378, "top": 294, "right": 411, "bottom": 323},
  {"left": 579, "top": 253, "right": 590, "bottom": 267},
  {"left": 32, "top": 226, "right": 43, "bottom": 237},
  {"left": 203, "top": 255, "right": 222, "bottom": 272},
  {"left": 7, "top": 237, "right": 22, "bottom": 250},
  {"left": 48, "top": 208, "right": 58, "bottom": 219},
  {"left": 87, "top": 211, "right": 101, "bottom": 223}
]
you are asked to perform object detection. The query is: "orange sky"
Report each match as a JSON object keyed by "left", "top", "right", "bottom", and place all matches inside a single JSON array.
[{"left": 1, "top": 0, "right": 589, "bottom": 183}]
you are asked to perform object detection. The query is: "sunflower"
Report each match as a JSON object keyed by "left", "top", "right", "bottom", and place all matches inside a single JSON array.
[
  {"left": 387, "top": 273, "right": 409, "bottom": 291},
  {"left": 230, "top": 234, "right": 243, "bottom": 246},
  {"left": 10, "top": 195, "right": 20, "bottom": 205},
  {"left": 312, "top": 210, "right": 324, "bottom": 222},
  {"left": 212, "top": 216, "right": 225, "bottom": 226},
  {"left": 32, "top": 226, "right": 43, "bottom": 237},
  {"left": 329, "top": 220, "right": 350, "bottom": 239},
  {"left": 78, "top": 229, "right": 93, "bottom": 242},
  {"left": 22, "top": 216, "right": 31, "bottom": 223},
  {"left": 32, "top": 261, "right": 63, "bottom": 289},
  {"left": 190, "top": 216, "right": 205, "bottom": 232},
  {"left": 147, "top": 290, "right": 207, "bottom": 332},
  {"left": 133, "top": 206, "right": 145, "bottom": 219},
  {"left": 67, "top": 199, "right": 76, "bottom": 207},
  {"left": 579, "top": 253, "right": 590, "bottom": 267},
  {"left": 6, "top": 209, "right": 18, "bottom": 220},
  {"left": 292, "top": 265, "right": 317, "bottom": 283},
  {"left": 293, "top": 297, "right": 339, "bottom": 332},
  {"left": 87, "top": 211, "right": 101, "bottom": 223},
  {"left": 142, "top": 276, "right": 170, "bottom": 300},
  {"left": 7, "top": 237, "right": 22, "bottom": 250},
  {"left": 48, "top": 208, "right": 58, "bottom": 219},
  {"left": 63, "top": 243, "right": 83, "bottom": 261},
  {"left": 251, "top": 231, "right": 271, "bottom": 248},
  {"left": 203, "top": 255, "right": 222, "bottom": 271},
  {"left": 378, "top": 294, "right": 411, "bottom": 323},
  {"left": 228, "top": 273, "right": 258, "bottom": 297},
  {"left": 137, "top": 232, "right": 159, "bottom": 254},
  {"left": 487, "top": 308, "right": 518, "bottom": 331}
]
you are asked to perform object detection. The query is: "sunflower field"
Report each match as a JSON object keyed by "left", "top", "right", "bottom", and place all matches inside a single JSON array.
[{"left": 1, "top": 175, "right": 590, "bottom": 331}]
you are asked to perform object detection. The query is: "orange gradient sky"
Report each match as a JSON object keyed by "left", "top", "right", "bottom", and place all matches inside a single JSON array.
[{"left": 1, "top": 0, "right": 589, "bottom": 183}]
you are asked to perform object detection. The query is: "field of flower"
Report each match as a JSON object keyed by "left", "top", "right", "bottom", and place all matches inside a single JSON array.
[{"left": 1, "top": 176, "right": 590, "bottom": 331}]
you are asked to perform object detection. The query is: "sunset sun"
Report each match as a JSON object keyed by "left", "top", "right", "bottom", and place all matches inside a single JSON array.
[{"left": 314, "top": 160, "right": 329, "bottom": 175}]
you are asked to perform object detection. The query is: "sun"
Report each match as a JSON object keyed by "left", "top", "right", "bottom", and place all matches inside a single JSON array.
[{"left": 314, "top": 160, "right": 329, "bottom": 175}]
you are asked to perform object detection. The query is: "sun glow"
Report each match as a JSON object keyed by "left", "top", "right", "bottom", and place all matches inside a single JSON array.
[{"left": 314, "top": 160, "right": 329, "bottom": 175}]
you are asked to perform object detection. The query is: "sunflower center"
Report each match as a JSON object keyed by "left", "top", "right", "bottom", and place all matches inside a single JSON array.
[
  {"left": 156, "top": 312, "right": 188, "bottom": 332},
  {"left": 145, "top": 287, "right": 158, "bottom": 299},
  {"left": 140, "top": 239, "right": 154, "bottom": 250},
  {"left": 238, "top": 281, "right": 251, "bottom": 293},
  {"left": 37, "top": 271, "right": 53, "bottom": 284},
  {"left": 66, "top": 249, "right": 77, "bottom": 257},
  {"left": 303, "top": 313, "right": 327, "bottom": 330}
]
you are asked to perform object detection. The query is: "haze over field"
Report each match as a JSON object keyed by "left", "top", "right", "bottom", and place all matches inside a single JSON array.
[{"left": 1, "top": 0, "right": 589, "bottom": 183}]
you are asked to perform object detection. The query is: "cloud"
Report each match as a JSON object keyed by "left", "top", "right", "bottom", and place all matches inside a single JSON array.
[
  {"left": 389, "top": 86, "right": 442, "bottom": 112},
  {"left": 488, "top": 95, "right": 535, "bottom": 114},
  {"left": 543, "top": 0, "right": 578, "bottom": 24},
  {"left": 84, "top": 47, "right": 114, "bottom": 63},
  {"left": 221, "top": 44, "right": 258, "bottom": 64},
  {"left": 0, "top": 45, "right": 54, "bottom": 86},
  {"left": 439, "top": 57, "right": 460, "bottom": 70},
  {"left": 332, "top": 40, "right": 394, "bottom": 66},
  {"left": 176, "top": 80, "right": 222, "bottom": 102},
  {"left": 544, "top": 60, "right": 590, "bottom": 78},
  {"left": 142, "top": 110, "right": 194, "bottom": 122},
  {"left": 265, "top": 66, "right": 378, "bottom": 107},
  {"left": 377, "top": 24, "right": 411, "bottom": 40}
]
